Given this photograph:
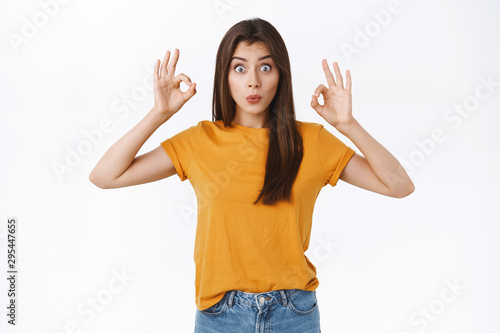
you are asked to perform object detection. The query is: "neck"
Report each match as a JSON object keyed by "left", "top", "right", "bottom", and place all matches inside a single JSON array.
[{"left": 232, "top": 109, "right": 271, "bottom": 129}]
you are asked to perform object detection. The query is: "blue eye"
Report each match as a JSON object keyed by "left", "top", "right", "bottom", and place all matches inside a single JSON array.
[{"left": 233, "top": 64, "right": 272, "bottom": 73}]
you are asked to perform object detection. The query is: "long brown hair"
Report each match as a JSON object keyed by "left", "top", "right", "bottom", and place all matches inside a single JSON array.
[{"left": 212, "top": 17, "right": 304, "bottom": 206}]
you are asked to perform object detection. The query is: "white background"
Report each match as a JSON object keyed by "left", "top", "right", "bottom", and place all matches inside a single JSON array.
[{"left": 1, "top": 0, "right": 499, "bottom": 332}]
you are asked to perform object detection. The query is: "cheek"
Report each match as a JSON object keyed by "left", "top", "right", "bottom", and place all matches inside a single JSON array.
[
  {"left": 274, "top": 74, "right": 280, "bottom": 87},
  {"left": 269, "top": 76, "right": 280, "bottom": 94},
  {"left": 228, "top": 76, "right": 240, "bottom": 95},
  {"left": 268, "top": 74, "right": 279, "bottom": 88}
]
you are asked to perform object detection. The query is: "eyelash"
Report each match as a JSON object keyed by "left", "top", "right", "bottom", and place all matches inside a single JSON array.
[{"left": 233, "top": 64, "right": 272, "bottom": 73}]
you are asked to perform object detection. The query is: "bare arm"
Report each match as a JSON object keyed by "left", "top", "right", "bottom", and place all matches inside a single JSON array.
[
  {"left": 89, "top": 110, "right": 173, "bottom": 188},
  {"left": 338, "top": 119, "right": 414, "bottom": 198},
  {"left": 89, "top": 48, "right": 196, "bottom": 189},
  {"left": 311, "top": 59, "right": 414, "bottom": 198}
]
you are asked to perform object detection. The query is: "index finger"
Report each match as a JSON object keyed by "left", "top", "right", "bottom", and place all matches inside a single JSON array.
[
  {"left": 168, "top": 48, "right": 180, "bottom": 76},
  {"left": 322, "top": 59, "right": 336, "bottom": 88},
  {"left": 333, "top": 62, "right": 344, "bottom": 89},
  {"left": 161, "top": 50, "right": 171, "bottom": 77}
]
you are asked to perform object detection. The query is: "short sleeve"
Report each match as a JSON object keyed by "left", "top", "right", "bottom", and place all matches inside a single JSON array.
[
  {"left": 160, "top": 122, "right": 202, "bottom": 181},
  {"left": 317, "top": 125, "right": 356, "bottom": 187}
]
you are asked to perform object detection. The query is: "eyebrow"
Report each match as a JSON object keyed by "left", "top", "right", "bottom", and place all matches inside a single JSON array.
[{"left": 231, "top": 55, "right": 272, "bottom": 62}]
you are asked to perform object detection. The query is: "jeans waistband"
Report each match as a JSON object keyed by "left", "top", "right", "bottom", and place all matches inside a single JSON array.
[{"left": 225, "top": 289, "right": 302, "bottom": 308}]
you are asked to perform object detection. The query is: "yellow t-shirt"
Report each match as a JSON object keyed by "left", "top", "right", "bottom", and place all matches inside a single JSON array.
[{"left": 161, "top": 119, "right": 355, "bottom": 311}]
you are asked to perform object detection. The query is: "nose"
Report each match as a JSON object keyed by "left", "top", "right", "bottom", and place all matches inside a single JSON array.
[{"left": 247, "top": 69, "right": 260, "bottom": 88}]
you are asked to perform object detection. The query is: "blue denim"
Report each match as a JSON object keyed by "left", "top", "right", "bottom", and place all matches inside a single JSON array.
[{"left": 194, "top": 288, "right": 321, "bottom": 333}]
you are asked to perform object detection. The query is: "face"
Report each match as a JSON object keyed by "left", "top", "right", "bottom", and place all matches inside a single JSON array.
[{"left": 228, "top": 41, "right": 280, "bottom": 125}]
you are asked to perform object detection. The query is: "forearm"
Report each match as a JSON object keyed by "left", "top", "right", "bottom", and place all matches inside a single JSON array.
[
  {"left": 337, "top": 118, "right": 415, "bottom": 195},
  {"left": 89, "top": 108, "right": 170, "bottom": 185}
]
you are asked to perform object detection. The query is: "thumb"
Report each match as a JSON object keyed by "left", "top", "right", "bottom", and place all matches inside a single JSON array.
[
  {"left": 183, "top": 82, "right": 196, "bottom": 101},
  {"left": 311, "top": 94, "right": 323, "bottom": 116}
]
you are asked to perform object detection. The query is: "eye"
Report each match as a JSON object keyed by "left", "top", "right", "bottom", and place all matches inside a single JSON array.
[{"left": 233, "top": 64, "right": 273, "bottom": 73}]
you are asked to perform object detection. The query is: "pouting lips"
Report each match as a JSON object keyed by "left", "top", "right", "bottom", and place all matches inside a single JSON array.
[{"left": 246, "top": 97, "right": 261, "bottom": 103}]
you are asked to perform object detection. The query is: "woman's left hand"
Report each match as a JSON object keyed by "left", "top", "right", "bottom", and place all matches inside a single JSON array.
[{"left": 311, "top": 60, "right": 355, "bottom": 131}]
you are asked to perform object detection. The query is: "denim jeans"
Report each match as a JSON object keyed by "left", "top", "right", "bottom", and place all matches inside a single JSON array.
[{"left": 194, "top": 288, "right": 321, "bottom": 333}]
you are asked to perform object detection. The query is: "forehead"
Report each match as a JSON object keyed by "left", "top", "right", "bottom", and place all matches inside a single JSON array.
[{"left": 232, "top": 41, "right": 270, "bottom": 58}]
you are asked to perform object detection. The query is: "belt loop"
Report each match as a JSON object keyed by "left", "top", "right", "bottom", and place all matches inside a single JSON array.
[
  {"left": 228, "top": 290, "right": 236, "bottom": 307},
  {"left": 279, "top": 290, "right": 288, "bottom": 306}
]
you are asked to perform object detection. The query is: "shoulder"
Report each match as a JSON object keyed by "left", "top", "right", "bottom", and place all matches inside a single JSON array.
[
  {"left": 198, "top": 120, "right": 222, "bottom": 134},
  {"left": 177, "top": 120, "right": 213, "bottom": 133},
  {"left": 296, "top": 120, "right": 347, "bottom": 147},
  {"left": 296, "top": 120, "right": 323, "bottom": 129},
  {"left": 295, "top": 120, "right": 326, "bottom": 138},
  {"left": 166, "top": 120, "right": 208, "bottom": 143},
  {"left": 177, "top": 120, "right": 229, "bottom": 139}
]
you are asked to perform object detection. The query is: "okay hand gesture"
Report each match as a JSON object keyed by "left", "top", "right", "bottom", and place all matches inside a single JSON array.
[
  {"left": 152, "top": 49, "right": 196, "bottom": 118},
  {"left": 311, "top": 60, "right": 354, "bottom": 131}
]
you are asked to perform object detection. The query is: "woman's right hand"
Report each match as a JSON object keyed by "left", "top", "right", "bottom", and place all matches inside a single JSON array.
[{"left": 152, "top": 48, "right": 196, "bottom": 118}]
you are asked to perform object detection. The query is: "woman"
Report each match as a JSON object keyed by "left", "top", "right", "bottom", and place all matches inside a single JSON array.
[{"left": 89, "top": 17, "right": 414, "bottom": 333}]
